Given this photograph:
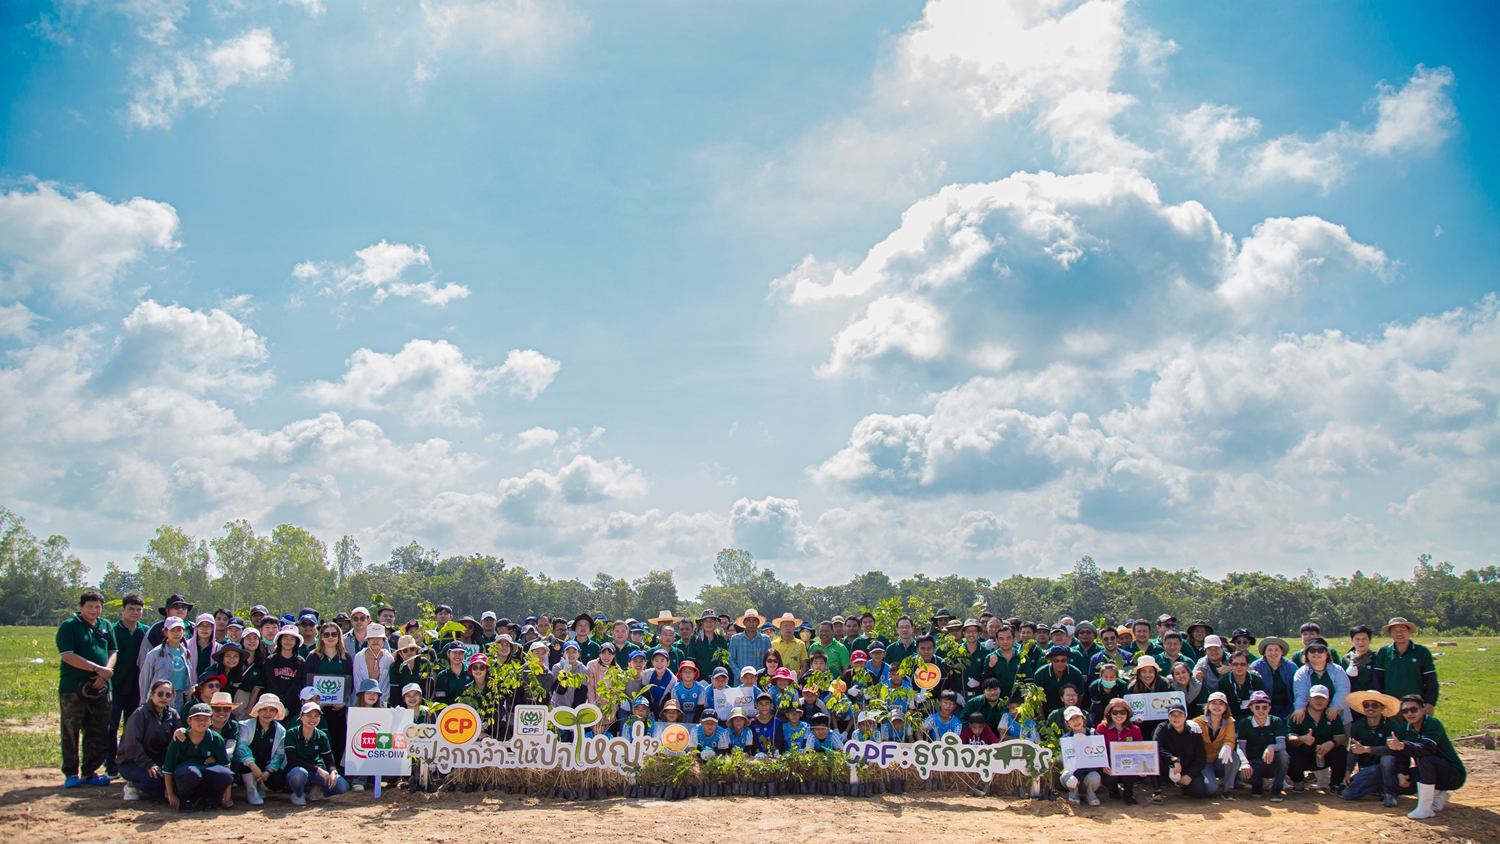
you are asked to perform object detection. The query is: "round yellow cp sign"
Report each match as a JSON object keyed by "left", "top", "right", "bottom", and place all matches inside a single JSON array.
[
  {"left": 660, "top": 723, "right": 691, "bottom": 753},
  {"left": 437, "top": 703, "right": 481, "bottom": 745}
]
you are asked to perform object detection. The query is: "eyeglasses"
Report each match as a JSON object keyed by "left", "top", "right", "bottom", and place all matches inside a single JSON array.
[
  {"left": 322, "top": 632, "right": 340, "bottom": 638},
  {"left": 1401, "top": 707, "right": 1421, "bottom": 714},
  {"left": 1305, "top": 647, "right": 1327, "bottom": 654},
  {"left": 1362, "top": 702, "right": 1384, "bottom": 708}
]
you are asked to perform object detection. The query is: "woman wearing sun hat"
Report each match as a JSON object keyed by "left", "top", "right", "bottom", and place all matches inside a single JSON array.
[
  {"left": 263, "top": 626, "right": 306, "bottom": 724},
  {"left": 237, "top": 693, "right": 286, "bottom": 805},
  {"left": 1250, "top": 635, "right": 1297, "bottom": 719}
]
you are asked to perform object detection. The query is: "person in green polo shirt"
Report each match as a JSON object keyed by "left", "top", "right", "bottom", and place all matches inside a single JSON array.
[
  {"left": 56, "top": 589, "right": 116, "bottom": 788},
  {"left": 162, "top": 702, "right": 233, "bottom": 812},
  {"left": 1235, "top": 690, "right": 1289, "bottom": 801},
  {"left": 960, "top": 678, "right": 1007, "bottom": 731},
  {"left": 1388, "top": 693, "right": 1465, "bottom": 819},
  {"left": 281, "top": 700, "right": 350, "bottom": 805},
  {"left": 1341, "top": 624, "right": 1377, "bottom": 694},
  {"left": 1285, "top": 685, "right": 1347, "bottom": 794},
  {"left": 1343, "top": 689, "right": 1401, "bottom": 808},
  {"left": 1371, "top": 617, "right": 1438, "bottom": 715},
  {"left": 810, "top": 620, "right": 850, "bottom": 676},
  {"left": 981, "top": 624, "right": 1023, "bottom": 696},
  {"left": 1033, "top": 645, "right": 1086, "bottom": 715}
]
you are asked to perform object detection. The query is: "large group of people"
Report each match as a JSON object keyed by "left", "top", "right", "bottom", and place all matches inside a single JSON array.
[{"left": 55, "top": 589, "right": 1465, "bottom": 819}]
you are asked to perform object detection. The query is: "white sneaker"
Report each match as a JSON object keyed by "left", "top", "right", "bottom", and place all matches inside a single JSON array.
[
  {"left": 1067, "top": 789, "right": 1080, "bottom": 805},
  {"left": 122, "top": 784, "right": 140, "bottom": 801},
  {"left": 290, "top": 792, "right": 306, "bottom": 806},
  {"left": 352, "top": 780, "right": 365, "bottom": 792},
  {"left": 1086, "top": 792, "right": 1101, "bottom": 806},
  {"left": 1433, "top": 791, "right": 1451, "bottom": 812},
  {"left": 308, "top": 789, "right": 320, "bottom": 802},
  {"left": 246, "top": 787, "right": 264, "bottom": 806}
]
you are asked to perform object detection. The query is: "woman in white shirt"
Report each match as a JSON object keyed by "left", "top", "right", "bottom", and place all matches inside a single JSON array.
[{"left": 351, "top": 624, "right": 394, "bottom": 704}]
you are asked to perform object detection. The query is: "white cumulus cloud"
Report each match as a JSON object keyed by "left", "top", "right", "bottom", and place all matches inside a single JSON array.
[
  {"left": 304, "top": 339, "right": 502, "bottom": 426},
  {"left": 128, "top": 28, "right": 292, "bottom": 130},
  {"left": 293, "top": 241, "right": 471, "bottom": 307},
  {"left": 497, "top": 348, "right": 561, "bottom": 400}
]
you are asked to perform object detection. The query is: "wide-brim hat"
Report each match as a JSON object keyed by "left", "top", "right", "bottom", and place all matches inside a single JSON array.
[
  {"left": 699, "top": 609, "right": 717, "bottom": 620},
  {"left": 1134, "top": 655, "right": 1160, "bottom": 671},
  {"left": 572, "top": 613, "right": 596, "bottom": 629},
  {"left": 212, "top": 643, "right": 248, "bottom": 664},
  {"left": 771, "top": 612, "right": 802, "bottom": 628},
  {"left": 157, "top": 594, "right": 193, "bottom": 615},
  {"left": 1382, "top": 617, "right": 1418, "bottom": 635},
  {"left": 1257, "top": 636, "right": 1290, "bottom": 656},
  {"left": 1186, "top": 621, "right": 1213, "bottom": 636},
  {"left": 736, "top": 609, "right": 763, "bottom": 628},
  {"left": 648, "top": 611, "right": 683, "bottom": 625},
  {"left": 275, "top": 626, "right": 304, "bottom": 647},
  {"left": 250, "top": 693, "right": 286, "bottom": 719},
  {"left": 1348, "top": 690, "right": 1401, "bottom": 718},
  {"left": 1229, "top": 628, "right": 1256, "bottom": 645}
]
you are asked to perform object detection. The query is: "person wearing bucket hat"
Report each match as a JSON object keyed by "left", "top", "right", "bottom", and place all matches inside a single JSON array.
[
  {"left": 389, "top": 636, "right": 424, "bottom": 708},
  {"left": 1217, "top": 648, "right": 1266, "bottom": 720},
  {"left": 262, "top": 626, "right": 306, "bottom": 724},
  {"left": 728, "top": 609, "right": 770, "bottom": 680},
  {"left": 186, "top": 613, "right": 221, "bottom": 679},
  {"left": 1343, "top": 690, "right": 1403, "bottom": 806},
  {"left": 1236, "top": 690, "right": 1289, "bottom": 800},
  {"left": 143, "top": 594, "right": 193, "bottom": 650},
  {"left": 236, "top": 694, "right": 287, "bottom": 806},
  {"left": 1372, "top": 617, "right": 1438, "bottom": 714},
  {"left": 724, "top": 706, "right": 754, "bottom": 752},
  {"left": 1286, "top": 685, "right": 1348, "bottom": 794},
  {"left": 1251, "top": 636, "right": 1297, "bottom": 719},
  {"left": 686, "top": 609, "right": 730, "bottom": 673},
  {"left": 668, "top": 659, "right": 709, "bottom": 723},
  {"left": 1183, "top": 621, "right": 1212, "bottom": 661},
  {"left": 210, "top": 641, "right": 257, "bottom": 717},
  {"left": 162, "top": 702, "right": 234, "bottom": 812},
  {"left": 1227, "top": 628, "right": 1256, "bottom": 658}
]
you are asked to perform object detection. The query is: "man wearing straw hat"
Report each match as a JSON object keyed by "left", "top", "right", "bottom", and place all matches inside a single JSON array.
[
  {"left": 1371, "top": 617, "right": 1438, "bottom": 716},
  {"left": 1343, "top": 689, "right": 1402, "bottom": 807},
  {"left": 728, "top": 609, "right": 769, "bottom": 680},
  {"left": 770, "top": 613, "right": 808, "bottom": 674}
]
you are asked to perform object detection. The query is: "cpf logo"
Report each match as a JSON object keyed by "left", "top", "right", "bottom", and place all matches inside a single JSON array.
[{"left": 437, "top": 703, "right": 481, "bottom": 745}]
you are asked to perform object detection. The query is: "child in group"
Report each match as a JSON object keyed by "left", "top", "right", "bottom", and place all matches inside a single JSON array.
[
  {"left": 1059, "top": 706, "right": 1102, "bottom": 806},
  {"left": 653, "top": 700, "right": 686, "bottom": 743},
  {"left": 709, "top": 667, "right": 736, "bottom": 722},
  {"left": 725, "top": 707, "right": 755, "bottom": 752},
  {"left": 799, "top": 684, "right": 831, "bottom": 723},
  {"left": 692, "top": 712, "right": 731, "bottom": 755},
  {"left": 961, "top": 711, "right": 999, "bottom": 745},
  {"left": 923, "top": 690, "right": 963, "bottom": 740},
  {"left": 885, "top": 710, "right": 912, "bottom": 742},
  {"left": 669, "top": 660, "right": 709, "bottom": 723},
  {"left": 623, "top": 697, "right": 653, "bottom": 736},
  {"left": 354, "top": 678, "right": 382, "bottom": 708},
  {"left": 770, "top": 668, "right": 799, "bottom": 712},
  {"left": 750, "top": 692, "right": 780, "bottom": 755},
  {"left": 1045, "top": 685, "right": 1084, "bottom": 735},
  {"left": 804, "top": 712, "right": 844, "bottom": 752},
  {"left": 854, "top": 711, "right": 882, "bottom": 742},
  {"left": 1099, "top": 697, "right": 1145, "bottom": 805},
  {"left": 643, "top": 650, "right": 676, "bottom": 711},
  {"left": 997, "top": 689, "right": 1040, "bottom": 742},
  {"left": 779, "top": 706, "right": 808, "bottom": 750}
]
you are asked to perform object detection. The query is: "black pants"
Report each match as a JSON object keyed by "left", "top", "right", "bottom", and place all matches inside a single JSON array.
[
  {"left": 105, "top": 685, "right": 140, "bottom": 775},
  {"left": 59, "top": 690, "right": 111, "bottom": 777},
  {"left": 1104, "top": 774, "right": 1144, "bottom": 796},
  {"left": 1401, "top": 755, "right": 1464, "bottom": 790},
  {"left": 1288, "top": 743, "right": 1347, "bottom": 786}
]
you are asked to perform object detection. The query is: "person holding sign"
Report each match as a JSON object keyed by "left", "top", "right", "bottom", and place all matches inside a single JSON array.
[
  {"left": 1236, "top": 690, "right": 1289, "bottom": 801},
  {"left": 1125, "top": 655, "right": 1170, "bottom": 733},
  {"left": 1059, "top": 706, "right": 1103, "bottom": 806},
  {"left": 1154, "top": 702, "right": 1211, "bottom": 801},
  {"left": 1098, "top": 698, "right": 1144, "bottom": 805},
  {"left": 302, "top": 621, "right": 352, "bottom": 767}
]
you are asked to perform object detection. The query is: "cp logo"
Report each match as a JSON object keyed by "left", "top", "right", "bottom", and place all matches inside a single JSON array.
[
  {"left": 437, "top": 703, "right": 480, "bottom": 745},
  {"left": 913, "top": 663, "right": 943, "bottom": 690},
  {"left": 660, "top": 723, "right": 690, "bottom": 753}
]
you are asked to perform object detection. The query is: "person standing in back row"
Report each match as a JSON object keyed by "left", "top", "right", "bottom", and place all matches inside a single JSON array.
[{"left": 1371, "top": 618, "right": 1438, "bottom": 715}]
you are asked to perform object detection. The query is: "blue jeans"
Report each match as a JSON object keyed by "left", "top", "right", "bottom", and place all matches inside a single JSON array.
[
  {"left": 1343, "top": 757, "right": 1398, "bottom": 800},
  {"left": 1201, "top": 759, "right": 1238, "bottom": 791},
  {"left": 286, "top": 767, "right": 350, "bottom": 799},
  {"left": 171, "top": 764, "right": 233, "bottom": 804},
  {"left": 119, "top": 761, "right": 168, "bottom": 800},
  {"left": 1246, "top": 750, "right": 1289, "bottom": 792}
]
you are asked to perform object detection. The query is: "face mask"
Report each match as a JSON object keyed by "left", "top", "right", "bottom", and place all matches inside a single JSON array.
[
  {"left": 1101, "top": 679, "right": 1116, "bottom": 689},
  {"left": 1064, "top": 625, "right": 1075, "bottom": 635}
]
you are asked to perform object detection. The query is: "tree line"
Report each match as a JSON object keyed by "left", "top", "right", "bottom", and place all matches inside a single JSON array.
[{"left": 3, "top": 505, "right": 1498, "bottom": 634}]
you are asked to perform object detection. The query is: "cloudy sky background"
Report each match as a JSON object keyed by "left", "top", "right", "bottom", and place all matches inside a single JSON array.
[{"left": 2, "top": 0, "right": 1496, "bottom": 588}]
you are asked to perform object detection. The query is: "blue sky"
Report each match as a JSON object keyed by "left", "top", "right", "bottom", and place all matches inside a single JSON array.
[{"left": 2, "top": 0, "right": 1496, "bottom": 589}]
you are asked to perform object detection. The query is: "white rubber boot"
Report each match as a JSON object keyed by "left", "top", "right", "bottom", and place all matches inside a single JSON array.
[
  {"left": 1407, "top": 782, "right": 1436, "bottom": 819},
  {"left": 1432, "top": 790, "right": 1451, "bottom": 812},
  {"left": 243, "top": 774, "right": 264, "bottom": 805}
]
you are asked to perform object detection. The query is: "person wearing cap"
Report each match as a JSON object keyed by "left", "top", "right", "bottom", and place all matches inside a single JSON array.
[
  {"left": 810, "top": 620, "right": 851, "bottom": 676},
  {"left": 1034, "top": 645, "right": 1087, "bottom": 716},
  {"left": 223, "top": 616, "right": 245, "bottom": 649},
  {"left": 1150, "top": 614, "right": 1178, "bottom": 656},
  {"left": 281, "top": 700, "right": 349, "bottom": 805},
  {"left": 1155, "top": 702, "right": 1212, "bottom": 801},
  {"left": 549, "top": 641, "right": 590, "bottom": 708},
  {"left": 1097, "top": 697, "right": 1144, "bottom": 805},
  {"left": 432, "top": 641, "right": 473, "bottom": 706},
  {"left": 302, "top": 620, "right": 352, "bottom": 762},
  {"left": 1285, "top": 684, "right": 1348, "bottom": 794},
  {"left": 1217, "top": 649, "right": 1266, "bottom": 720},
  {"left": 1235, "top": 689, "right": 1289, "bottom": 801},
  {"left": 168, "top": 692, "right": 249, "bottom": 785},
  {"left": 1250, "top": 635, "right": 1297, "bottom": 719},
  {"left": 162, "top": 702, "right": 234, "bottom": 811},
  {"left": 947, "top": 618, "right": 987, "bottom": 695},
  {"left": 1195, "top": 691, "right": 1238, "bottom": 798},
  {"left": 728, "top": 609, "right": 770, "bottom": 681},
  {"left": 352, "top": 623, "right": 394, "bottom": 705},
  {"left": 476, "top": 611, "right": 499, "bottom": 647},
  {"left": 138, "top": 615, "right": 195, "bottom": 714},
  {"left": 456, "top": 654, "right": 501, "bottom": 741},
  {"left": 295, "top": 614, "right": 320, "bottom": 658},
  {"left": 1059, "top": 705, "right": 1102, "bottom": 805},
  {"left": 1372, "top": 617, "right": 1438, "bottom": 715},
  {"left": 1085, "top": 624, "right": 1127, "bottom": 684},
  {"left": 803, "top": 712, "right": 844, "bottom": 752},
  {"left": 692, "top": 711, "right": 731, "bottom": 754},
  {"left": 852, "top": 709, "right": 881, "bottom": 743},
  {"left": 262, "top": 623, "right": 306, "bottom": 722},
  {"left": 749, "top": 691, "right": 782, "bottom": 754},
  {"left": 583, "top": 640, "right": 620, "bottom": 711},
  {"left": 1194, "top": 634, "right": 1231, "bottom": 685},
  {"left": 400, "top": 683, "right": 433, "bottom": 724},
  {"left": 248, "top": 605, "right": 269, "bottom": 628},
  {"left": 105, "top": 592, "right": 147, "bottom": 780},
  {"left": 1386, "top": 693, "right": 1466, "bottom": 819},
  {"left": 343, "top": 607, "right": 373, "bottom": 655},
  {"left": 779, "top": 703, "right": 809, "bottom": 749},
  {"left": 642, "top": 649, "right": 677, "bottom": 712},
  {"left": 186, "top": 613, "right": 222, "bottom": 680},
  {"left": 997, "top": 688, "right": 1040, "bottom": 742},
  {"left": 1342, "top": 689, "right": 1402, "bottom": 807},
  {"left": 118, "top": 679, "right": 183, "bottom": 801},
  {"left": 389, "top": 636, "right": 425, "bottom": 708},
  {"left": 1342, "top": 624, "right": 1377, "bottom": 694}
]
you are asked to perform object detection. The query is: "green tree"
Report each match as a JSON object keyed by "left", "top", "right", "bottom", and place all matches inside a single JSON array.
[
  {"left": 210, "top": 520, "right": 267, "bottom": 613},
  {"left": 136, "top": 525, "right": 212, "bottom": 606}
]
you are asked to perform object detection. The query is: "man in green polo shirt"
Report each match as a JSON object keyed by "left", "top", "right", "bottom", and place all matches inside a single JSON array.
[
  {"left": 960, "top": 678, "right": 1007, "bottom": 731},
  {"left": 982, "top": 625, "right": 1022, "bottom": 696},
  {"left": 1371, "top": 617, "right": 1438, "bottom": 715},
  {"left": 1389, "top": 693, "right": 1465, "bottom": 819},
  {"left": 57, "top": 589, "right": 116, "bottom": 788},
  {"left": 162, "top": 703, "right": 233, "bottom": 812},
  {"left": 810, "top": 620, "right": 850, "bottom": 676}
]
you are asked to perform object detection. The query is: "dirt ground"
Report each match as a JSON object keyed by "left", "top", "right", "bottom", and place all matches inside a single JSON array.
[{"left": 2, "top": 750, "right": 1497, "bottom": 844}]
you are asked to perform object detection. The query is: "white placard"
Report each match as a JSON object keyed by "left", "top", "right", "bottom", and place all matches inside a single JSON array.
[
  {"left": 313, "top": 675, "right": 347, "bottom": 706},
  {"left": 713, "top": 686, "right": 753, "bottom": 720},
  {"left": 512, "top": 705, "right": 549, "bottom": 742},
  {"left": 344, "top": 706, "right": 414, "bottom": 777},
  {"left": 1059, "top": 734, "right": 1109, "bottom": 771},
  {"left": 1124, "top": 691, "right": 1185, "bottom": 720}
]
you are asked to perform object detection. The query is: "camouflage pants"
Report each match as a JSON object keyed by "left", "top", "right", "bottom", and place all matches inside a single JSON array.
[{"left": 59, "top": 689, "right": 111, "bottom": 777}]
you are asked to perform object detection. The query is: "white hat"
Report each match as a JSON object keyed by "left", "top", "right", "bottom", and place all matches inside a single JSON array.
[
  {"left": 163, "top": 616, "right": 186, "bottom": 631},
  {"left": 1135, "top": 655, "right": 1160, "bottom": 670},
  {"left": 529, "top": 639, "right": 549, "bottom": 651},
  {"left": 481, "top": 611, "right": 497, "bottom": 621},
  {"left": 1309, "top": 684, "right": 1331, "bottom": 699},
  {"left": 300, "top": 686, "right": 320, "bottom": 701},
  {"left": 301, "top": 700, "right": 323, "bottom": 714},
  {"left": 365, "top": 623, "right": 387, "bottom": 640},
  {"left": 400, "top": 683, "right": 423, "bottom": 697},
  {"left": 1063, "top": 706, "right": 1086, "bottom": 722},
  {"left": 1203, "top": 635, "right": 1224, "bottom": 649},
  {"left": 275, "top": 626, "right": 304, "bottom": 647},
  {"left": 350, "top": 606, "right": 371, "bottom": 619},
  {"left": 740, "top": 666, "right": 757, "bottom": 677},
  {"left": 194, "top": 613, "right": 216, "bottom": 627}
]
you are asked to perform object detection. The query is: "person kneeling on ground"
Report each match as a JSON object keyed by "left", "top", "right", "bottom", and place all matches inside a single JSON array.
[
  {"left": 1387, "top": 693, "right": 1467, "bottom": 820},
  {"left": 1155, "top": 701, "right": 1212, "bottom": 802},
  {"left": 118, "top": 680, "right": 182, "bottom": 802},
  {"left": 282, "top": 700, "right": 349, "bottom": 806},
  {"left": 1343, "top": 689, "right": 1401, "bottom": 808},
  {"left": 1194, "top": 691, "right": 1238, "bottom": 799},
  {"left": 1059, "top": 706, "right": 1101, "bottom": 806},
  {"left": 1286, "top": 684, "right": 1347, "bottom": 794},
  {"left": 162, "top": 703, "right": 234, "bottom": 812}
]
